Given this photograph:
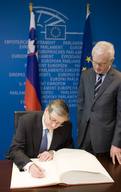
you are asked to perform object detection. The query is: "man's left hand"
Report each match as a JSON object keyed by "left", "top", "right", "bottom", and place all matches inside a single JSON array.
[
  {"left": 110, "top": 145, "right": 121, "bottom": 164},
  {"left": 37, "top": 151, "right": 54, "bottom": 161}
]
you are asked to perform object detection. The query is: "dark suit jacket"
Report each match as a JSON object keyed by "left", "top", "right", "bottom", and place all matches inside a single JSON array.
[
  {"left": 77, "top": 67, "right": 121, "bottom": 153},
  {"left": 9, "top": 111, "right": 73, "bottom": 170}
]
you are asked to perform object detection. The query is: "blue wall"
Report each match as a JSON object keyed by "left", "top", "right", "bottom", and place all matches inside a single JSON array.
[{"left": 0, "top": 0, "right": 121, "bottom": 159}]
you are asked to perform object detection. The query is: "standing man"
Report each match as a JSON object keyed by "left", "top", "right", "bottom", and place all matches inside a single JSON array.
[
  {"left": 9, "top": 99, "right": 73, "bottom": 178},
  {"left": 78, "top": 41, "right": 121, "bottom": 164}
]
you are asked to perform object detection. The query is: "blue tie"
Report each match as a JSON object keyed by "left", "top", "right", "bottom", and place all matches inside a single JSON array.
[
  {"left": 40, "top": 129, "right": 48, "bottom": 152},
  {"left": 94, "top": 74, "right": 103, "bottom": 96}
]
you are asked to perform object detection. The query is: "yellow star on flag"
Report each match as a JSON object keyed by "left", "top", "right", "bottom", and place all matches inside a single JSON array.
[{"left": 85, "top": 56, "right": 91, "bottom": 63}]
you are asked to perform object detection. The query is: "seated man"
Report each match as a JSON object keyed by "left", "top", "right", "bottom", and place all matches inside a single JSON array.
[{"left": 8, "top": 99, "right": 73, "bottom": 178}]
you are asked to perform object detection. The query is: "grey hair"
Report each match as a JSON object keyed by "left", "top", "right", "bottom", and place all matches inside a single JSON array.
[
  {"left": 47, "top": 99, "right": 69, "bottom": 119},
  {"left": 92, "top": 41, "right": 115, "bottom": 60}
]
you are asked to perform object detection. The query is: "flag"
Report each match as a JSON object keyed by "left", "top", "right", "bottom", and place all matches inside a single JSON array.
[
  {"left": 24, "top": 10, "right": 41, "bottom": 111},
  {"left": 80, "top": 4, "right": 92, "bottom": 71}
]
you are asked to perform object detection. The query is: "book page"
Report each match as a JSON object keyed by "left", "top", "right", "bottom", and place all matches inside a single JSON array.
[
  {"left": 10, "top": 158, "right": 60, "bottom": 189},
  {"left": 54, "top": 149, "right": 114, "bottom": 184},
  {"left": 10, "top": 149, "right": 114, "bottom": 188}
]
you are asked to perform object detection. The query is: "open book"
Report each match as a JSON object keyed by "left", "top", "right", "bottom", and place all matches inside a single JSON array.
[{"left": 10, "top": 148, "right": 114, "bottom": 189}]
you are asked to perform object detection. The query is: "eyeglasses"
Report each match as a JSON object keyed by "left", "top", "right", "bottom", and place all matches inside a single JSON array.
[
  {"left": 91, "top": 59, "right": 108, "bottom": 67},
  {"left": 48, "top": 113, "right": 64, "bottom": 127}
]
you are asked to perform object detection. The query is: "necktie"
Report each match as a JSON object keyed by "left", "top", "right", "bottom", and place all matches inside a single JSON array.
[
  {"left": 94, "top": 74, "right": 103, "bottom": 96},
  {"left": 40, "top": 129, "right": 48, "bottom": 152}
]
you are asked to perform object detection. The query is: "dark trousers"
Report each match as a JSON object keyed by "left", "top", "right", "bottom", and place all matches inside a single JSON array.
[
  {"left": 80, "top": 120, "right": 95, "bottom": 155},
  {"left": 80, "top": 121, "right": 110, "bottom": 158}
]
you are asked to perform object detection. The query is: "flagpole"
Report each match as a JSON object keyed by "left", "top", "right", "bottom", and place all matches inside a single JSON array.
[
  {"left": 86, "top": 3, "right": 90, "bottom": 17},
  {"left": 29, "top": 2, "right": 33, "bottom": 13}
]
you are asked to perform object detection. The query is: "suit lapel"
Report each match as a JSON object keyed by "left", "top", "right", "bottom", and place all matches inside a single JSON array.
[
  {"left": 88, "top": 70, "right": 96, "bottom": 102},
  {"left": 49, "top": 131, "right": 57, "bottom": 150},
  {"left": 94, "top": 68, "right": 114, "bottom": 102},
  {"left": 49, "top": 128, "right": 62, "bottom": 150},
  {"left": 32, "top": 112, "right": 43, "bottom": 156}
]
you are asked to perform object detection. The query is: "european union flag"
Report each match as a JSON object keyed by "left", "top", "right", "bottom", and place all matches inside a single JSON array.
[{"left": 80, "top": 4, "right": 92, "bottom": 71}]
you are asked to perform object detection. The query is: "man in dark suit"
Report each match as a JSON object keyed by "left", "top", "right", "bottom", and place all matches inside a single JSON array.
[
  {"left": 9, "top": 99, "right": 73, "bottom": 178},
  {"left": 78, "top": 41, "right": 121, "bottom": 164}
]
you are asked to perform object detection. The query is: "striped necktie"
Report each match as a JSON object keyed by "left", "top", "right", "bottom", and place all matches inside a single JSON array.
[
  {"left": 40, "top": 129, "right": 48, "bottom": 152},
  {"left": 94, "top": 74, "right": 103, "bottom": 96}
]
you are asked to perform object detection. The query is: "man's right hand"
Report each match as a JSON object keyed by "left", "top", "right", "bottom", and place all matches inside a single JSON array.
[{"left": 29, "top": 163, "right": 45, "bottom": 178}]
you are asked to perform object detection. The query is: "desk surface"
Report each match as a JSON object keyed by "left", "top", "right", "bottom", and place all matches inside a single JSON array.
[{"left": 0, "top": 154, "right": 121, "bottom": 192}]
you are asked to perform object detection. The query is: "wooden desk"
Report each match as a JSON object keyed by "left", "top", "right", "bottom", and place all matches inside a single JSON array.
[
  {"left": 1, "top": 154, "right": 121, "bottom": 192},
  {"left": 0, "top": 160, "right": 12, "bottom": 192}
]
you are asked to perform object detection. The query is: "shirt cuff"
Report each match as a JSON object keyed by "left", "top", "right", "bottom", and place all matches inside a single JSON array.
[{"left": 23, "top": 162, "right": 34, "bottom": 172}]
